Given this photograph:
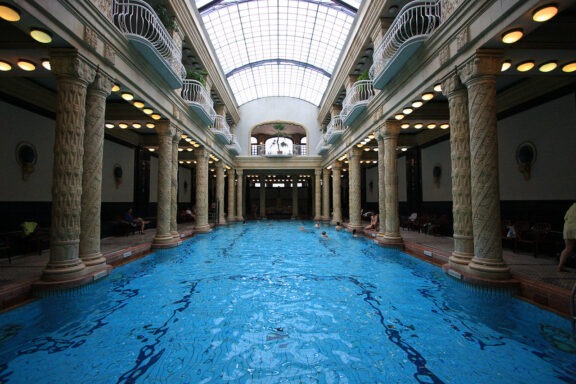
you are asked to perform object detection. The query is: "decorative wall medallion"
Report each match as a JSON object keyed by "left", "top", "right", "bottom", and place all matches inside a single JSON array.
[
  {"left": 516, "top": 141, "right": 536, "bottom": 180},
  {"left": 114, "top": 163, "right": 123, "bottom": 188},
  {"left": 15, "top": 141, "right": 37, "bottom": 181}
]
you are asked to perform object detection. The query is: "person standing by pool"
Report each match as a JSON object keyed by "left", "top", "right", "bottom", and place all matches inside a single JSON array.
[{"left": 558, "top": 202, "right": 576, "bottom": 272}]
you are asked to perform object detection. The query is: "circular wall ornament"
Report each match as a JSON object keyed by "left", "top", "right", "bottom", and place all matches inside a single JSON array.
[
  {"left": 15, "top": 141, "right": 37, "bottom": 180},
  {"left": 516, "top": 141, "right": 536, "bottom": 180}
]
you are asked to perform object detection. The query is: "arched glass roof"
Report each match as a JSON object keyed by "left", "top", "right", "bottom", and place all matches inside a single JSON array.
[{"left": 196, "top": 0, "right": 360, "bottom": 106}]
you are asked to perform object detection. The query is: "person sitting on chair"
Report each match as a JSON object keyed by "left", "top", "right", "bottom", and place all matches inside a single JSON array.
[
  {"left": 123, "top": 208, "right": 149, "bottom": 234},
  {"left": 365, "top": 214, "right": 378, "bottom": 230}
]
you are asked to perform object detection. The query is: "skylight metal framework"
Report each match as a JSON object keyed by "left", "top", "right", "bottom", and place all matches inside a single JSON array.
[{"left": 197, "top": 0, "right": 359, "bottom": 105}]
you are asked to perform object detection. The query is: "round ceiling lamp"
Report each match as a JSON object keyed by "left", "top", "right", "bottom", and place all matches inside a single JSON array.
[
  {"left": 133, "top": 100, "right": 145, "bottom": 108},
  {"left": 146, "top": 123, "right": 155, "bottom": 129},
  {"left": 414, "top": 123, "right": 423, "bottom": 129},
  {"left": 41, "top": 59, "right": 50, "bottom": 70},
  {"left": 501, "top": 60, "right": 512, "bottom": 72},
  {"left": 501, "top": 29, "right": 523, "bottom": 44},
  {"left": 421, "top": 92, "right": 434, "bottom": 101},
  {"left": 538, "top": 61, "right": 557, "bottom": 72},
  {"left": 516, "top": 61, "right": 535, "bottom": 72},
  {"left": 532, "top": 4, "right": 558, "bottom": 22},
  {"left": 142, "top": 108, "right": 153, "bottom": 115},
  {"left": 0, "top": 3, "right": 20, "bottom": 21},
  {"left": 0, "top": 60, "right": 12, "bottom": 71},
  {"left": 121, "top": 92, "right": 134, "bottom": 101},
  {"left": 440, "top": 123, "right": 450, "bottom": 129},
  {"left": 111, "top": 84, "right": 120, "bottom": 92},
  {"left": 412, "top": 100, "right": 423, "bottom": 108},
  {"left": 394, "top": 113, "right": 405, "bottom": 120},
  {"left": 30, "top": 28, "right": 53, "bottom": 44},
  {"left": 151, "top": 113, "right": 161, "bottom": 120},
  {"left": 561, "top": 61, "right": 576, "bottom": 73},
  {"left": 105, "top": 123, "right": 115, "bottom": 129},
  {"left": 433, "top": 83, "right": 442, "bottom": 92},
  {"left": 17, "top": 59, "right": 36, "bottom": 71},
  {"left": 401, "top": 123, "right": 410, "bottom": 129},
  {"left": 118, "top": 123, "right": 128, "bottom": 129}
]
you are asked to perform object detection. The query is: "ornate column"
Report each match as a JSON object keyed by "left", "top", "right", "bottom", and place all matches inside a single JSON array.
[
  {"left": 322, "top": 168, "right": 331, "bottom": 221},
  {"left": 227, "top": 168, "right": 236, "bottom": 221},
  {"left": 79, "top": 69, "right": 112, "bottom": 268},
  {"left": 259, "top": 175, "right": 266, "bottom": 218},
  {"left": 381, "top": 120, "right": 403, "bottom": 245},
  {"left": 376, "top": 129, "right": 387, "bottom": 239},
  {"left": 43, "top": 50, "right": 96, "bottom": 281},
  {"left": 194, "top": 147, "right": 211, "bottom": 232},
  {"left": 216, "top": 162, "right": 226, "bottom": 225},
  {"left": 442, "top": 71, "right": 474, "bottom": 268},
  {"left": 331, "top": 161, "right": 343, "bottom": 225},
  {"left": 460, "top": 50, "right": 510, "bottom": 280},
  {"left": 152, "top": 122, "right": 177, "bottom": 248},
  {"left": 292, "top": 177, "right": 299, "bottom": 218},
  {"left": 314, "top": 169, "right": 322, "bottom": 220},
  {"left": 236, "top": 169, "right": 244, "bottom": 221},
  {"left": 348, "top": 147, "right": 363, "bottom": 230},
  {"left": 170, "top": 129, "right": 181, "bottom": 239}
]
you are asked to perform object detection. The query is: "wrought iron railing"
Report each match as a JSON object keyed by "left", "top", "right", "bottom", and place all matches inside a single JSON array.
[
  {"left": 341, "top": 80, "right": 375, "bottom": 120},
  {"left": 182, "top": 79, "right": 216, "bottom": 117},
  {"left": 254, "top": 144, "right": 306, "bottom": 156},
  {"left": 112, "top": 0, "right": 186, "bottom": 78},
  {"left": 316, "top": 137, "right": 330, "bottom": 153},
  {"left": 211, "top": 114, "right": 232, "bottom": 143},
  {"left": 369, "top": 0, "right": 441, "bottom": 80},
  {"left": 227, "top": 134, "right": 241, "bottom": 154},
  {"left": 324, "top": 114, "right": 344, "bottom": 143}
]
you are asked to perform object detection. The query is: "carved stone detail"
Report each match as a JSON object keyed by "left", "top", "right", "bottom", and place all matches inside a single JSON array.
[
  {"left": 94, "top": 0, "right": 113, "bottom": 19},
  {"left": 84, "top": 25, "right": 99, "bottom": 51},
  {"left": 439, "top": 45, "right": 450, "bottom": 65},
  {"left": 441, "top": 0, "right": 465, "bottom": 21},
  {"left": 322, "top": 168, "right": 331, "bottom": 220},
  {"left": 381, "top": 120, "right": 402, "bottom": 244},
  {"left": 314, "top": 169, "right": 322, "bottom": 220},
  {"left": 236, "top": 169, "right": 244, "bottom": 221},
  {"left": 458, "top": 50, "right": 503, "bottom": 85},
  {"left": 195, "top": 147, "right": 211, "bottom": 232},
  {"left": 216, "top": 163, "right": 227, "bottom": 225},
  {"left": 376, "top": 131, "right": 386, "bottom": 238},
  {"left": 170, "top": 130, "right": 180, "bottom": 238},
  {"left": 348, "top": 147, "right": 363, "bottom": 230},
  {"left": 103, "top": 44, "right": 116, "bottom": 65},
  {"left": 456, "top": 26, "right": 469, "bottom": 52},
  {"left": 227, "top": 168, "right": 236, "bottom": 221},
  {"left": 331, "top": 161, "right": 342, "bottom": 225}
]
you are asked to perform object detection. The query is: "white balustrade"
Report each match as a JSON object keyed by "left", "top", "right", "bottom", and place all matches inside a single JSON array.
[
  {"left": 324, "top": 115, "right": 344, "bottom": 144},
  {"left": 182, "top": 79, "right": 216, "bottom": 122},
  {"left": 211, "top": 115, "right": 232, "bottom": 144},
  {"left": 227, "top": 134, "right": 241, "bottom": 155},
  {"left": 254, "top": 144, "right": 306, "bottom": 156},
  {"left": 341, "top": 80, "right": 374, "bottom": 123}
]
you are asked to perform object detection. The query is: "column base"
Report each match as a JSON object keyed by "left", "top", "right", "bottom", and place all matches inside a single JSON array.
[
  {"left": 80, "top": 252, "right": 106, "bottom": 267},
  {"left": 347, "top": 223, "right": 363, "bottom": 231},
  {"left": 194, "top": 224, "right": 212, "bottom": 233},
  {"left": 217, "top": 219, "right": 228, "bottom": 226},
  {"left": 468, "top": 257, "right": 511, "bottom": 280},
  {"left": 151, "top": 233, "right": 178, "bottom": 249},
  {"left": 227, "top": 216, "right": 237, "bottom": 222},
  {"left": 377, "top": 233, "right": 404, "bottom": 247},
  {"left": 331, "top": 218, "right": 343, "bottom": 226},
  {"left": 442, "top": 264, "right": 518, "bottom": 289},
  {"left": 449, "top": 250, "right": 474, "bottom": 268},
  {"left": 171, "top": 231, "right": 180, "bottom": 239},
  {"left": 42, "top": 258, "right": 87, "bottom": 282},
  {"left": 236, "top": 216, "right": 244, "bottom": 222}
]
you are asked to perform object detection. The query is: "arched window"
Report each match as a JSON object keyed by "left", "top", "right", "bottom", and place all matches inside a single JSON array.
[{"left": 265, "top": 137, "right": 293, "bottom": 155}]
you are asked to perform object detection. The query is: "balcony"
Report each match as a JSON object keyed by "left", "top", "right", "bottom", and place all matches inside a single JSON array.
[
  {"left": 370, "top": 0, "right": 441, "bottom": 89},
  {"left": 255, "top": 144, "right": 307, "bottom": 157},
  {"left": 227, "top": 134, "right": 241, "bottom": 155},
  {"left": 211, "top": 115, "right": 232, "bottom": 144},
  {"left": 324, "top": 115, "right": 344, "bottom": 144},
  {"left": 316, "top": 139, "right": 330, "bottom": 155},
  {"left": 112, "top": 0, "right": 185, "bottom": 88},
  {"left": 181, "top": 80, "right": 216, "bottom": 126},
  {"left": 341, "top": 80, "right": 375, "bottom": 126}
]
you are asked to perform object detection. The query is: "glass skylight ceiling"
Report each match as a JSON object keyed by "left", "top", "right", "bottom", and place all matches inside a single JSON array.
[{"left": 196, "top": 0, "right": 360, "bottom": 106}]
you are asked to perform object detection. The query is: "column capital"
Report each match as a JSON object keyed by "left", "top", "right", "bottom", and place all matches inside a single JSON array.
[
  {"left": 315, "top": 168, "right": 322, "bottom": 176},
  {"left": 440, "top": 70, "right": 466, "bottom": 98},
  {"left": 383, "top": 120, "right": 401, "bottom": 137},
  {"left": 332, "top": 160, "right": 342, "bottom": 171},
  {"left": 89, "top": 69, "right": 114, "bottom": 96},
  {"left": 50, "top": 49, "right": 96, "bottom": 84},
  {"left": 154, "top": 121, "right": 174, "bottom": 137},
  {"left": 195, "top": 146, "right": 209, "bottom": 160},
  {"left": 236, "top": 168, "right": 244, "bottom": 176},
  {"left": 348, "top": 146, "right": 363, "bottom": 160},
  {"left": 172, "top": 128, "right": 183, "bottom": 142},
  {"left": 459, "top": 49, "right": 503, "bottom": 85},
  {"left": 324, "top": 167, "right": 331, "bottom": 175}
]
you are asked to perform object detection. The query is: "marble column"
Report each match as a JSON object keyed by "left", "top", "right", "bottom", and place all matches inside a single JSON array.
[
  {"left": 292, "top": 178, "right": 299, "bottom": 218},
  {"left": 331, "top": 162, "right": 342, "bottom": 225},
  {"left": 170, "top": 129, "right": 181, "bottom": 239},
  {"left": 79, "top": 69, "right": 112, "bottom": 268},
  {"left": 348, "top": 147, "right": 363, "bottom": 230},
  {"left": 228, "top": 169, "right": 236, "bottom": 222},
  {"left": 152, "top": 122, "right": 178, "bottom": 248},
  {"left": 314, "top": 169, "right": 322, "bottom": 221},
  {"left": 216, "top": 162, "right": 227, "bottom": 225},
  {"left": 43, "top": 50, "right": 96, "bottom": 281},
  {"left": 460, "top": 50, "right": 510, "bottom": 280},
  {"left": 322, "top": 168, "right": 331, "bottom": 221},
  {"left": 259, "top": 176, "right": 266, "bottom": 218},
  {"left": 442, "top": 71, "right": 474, "bottom": 268},
  {"left": 236, "top": 169, "right": 244, "bottom": 221},
  {"left": 376, "top": 130, "right": 387, "bottom": 239},
  {"left": 194, "top": 147, "right": 211, "bottom": 232},
  {"left": 381, "top": 120, "right": 403, "bottom": 245}
]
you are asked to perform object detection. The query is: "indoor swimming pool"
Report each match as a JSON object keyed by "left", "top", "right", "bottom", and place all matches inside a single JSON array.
[{"left": 0, "top": 221, "right": 574, "bottom": 383}]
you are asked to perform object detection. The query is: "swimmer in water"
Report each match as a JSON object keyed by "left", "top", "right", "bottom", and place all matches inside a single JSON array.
[{"left": 321, "top": 231, "right": 328, "bottom": 239}]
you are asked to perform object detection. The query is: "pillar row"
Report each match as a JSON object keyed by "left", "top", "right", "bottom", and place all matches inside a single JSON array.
[
  {"left": 348, "top": 147, "right": 363, "bottom": 230},
  {"left": 259, "top": 176, "right": 266, "bottom": 218},
  {"left": 236, "top": 169, "right": 244, "bottom": 221},
  {"left": 170, "top": 129, "right": 181, "bottom": 239},
  {"left": 376, "top": 131, "right": 386, "bottom": 238},
  {"left": 292, "top": 177, "right": 299, "bottom": 218},
  {"left": 331, "top": 162, "right": 342, "bottom": 225},
  {"left": 216, "top": 162, "right": 226, "bottom": 225},
  {"left": 227, "top": 168, "right": 236, "bottom": 221},
  {"left": 194, "top": 147, "right": 211, "bottom": 232},
  {"left": 322, "top": 168, "right": 331, "bottom": 221},
  {"left": 381, "top": 120, "right": 402, "bottom": 245},
  {"left": 314, "top": 169, "right": 322, "bottom": 221}
]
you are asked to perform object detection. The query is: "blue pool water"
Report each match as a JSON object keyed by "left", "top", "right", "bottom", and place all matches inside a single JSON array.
[{"left": 0, "top": 221, "right": 574, "bottom": 383}]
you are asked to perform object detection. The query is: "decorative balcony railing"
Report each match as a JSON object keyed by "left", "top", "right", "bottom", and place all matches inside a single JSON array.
[
  {"left": 324, "top": 115, "right": 345, "bottom": 144},
  {"left": 254, "top": 144, "right": 306, "bottom": 157},
  {"left": 182, "top": 79, "right": 216, "bottom": 126},
  {"left": 227, "top": 134, "right": 241, "bottom": 155},
  {"left": 211, "top": 115, "right": 232, "bottom": 144},
  {"left": 112, "top": 0, "right": 186, "bottom": 88},
  {"left": 341, "top": 80, "right": 375, "bottom": 126},
  {"left": 369, "top": 0, "right": 441, "bottom": 89},
  {"left": 316, "top": 138, "right": 330, "bottom": 155}
]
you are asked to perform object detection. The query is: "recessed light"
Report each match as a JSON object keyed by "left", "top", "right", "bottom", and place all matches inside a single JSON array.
[
  {"left": 142, "top": 108, "right": 153, "bottom": 115},
  {"left": 561, "top": 61, "right": 576, "bottom": 73},
  {"left": 121, "top": 92, "right": 134, "bottom": 101},
  {"left": 427, "top": 123, "right": 437, "bottom": 129},
  {"left": 440, "top": 123, "right": 450, "bottom": 129},
  {"left": 539, "top": 61, "right": 557, "bottom": 72},
  {"left": 132, "top": 123, "right": 142, "bottom": 129},
  {"left": 0, "top": 3, "right": 21, "bottom": 21},
  {"left": 403, "top": 107, "right": 413, "bottom": 115},
  {"left": 148, "top": 148, "right": 156, "bottom": 152},
  {"left": 501, "top": 60, "right": 512, "bottom": 72},
  {"left": 394, "top": 113, "right": 405, "bottom": 120},
  {"left": 41, "top": 59, "right": 50, "bottom": 70},
  {"left": 433, "top": 83, "right": 442, "bottom": 92},
  {"left": 179, "top": 160, "right": 184, "bottom": 164},
  {"left": 412, "top": 100, "right": 423, "bottom": 108},
  {"left": 146, "top": 123, "right": 155, "bottom": 128},
  {"left": 181, "top": 134, "right": 188, "bottom": 138},
  {"left": 30, "top": 28, "right": 52, "bottom": 44},
  {"left": 118, "top": 123, "right": 128, "bottom": 129},
  {"left": 517, "top": 61, "right": 535, "bottom": 72},
  {"left": 364, "top": 147, "right": 370, "bottom": 151},
  {"left": 178, "top": 148, "right": 184, "bottom": 152},
  {"left": 111, "top": 84, "right": 120, "bottom": 92},
  {"left": 151, "top": 113, "right": 161, "bottom": 120},
  {"left": 17, "top": 59, "right": 36, "bottom": 71},
  {"left": 133, "top": 100, "right": 145, "bottom": 108},
  {"left": 401, "top": 123, "right": 410, "bottom": 129},
  {"left": 532, "top": 4, "right": 558, "bottom": 22},
  {"left": 414, "top": 123, "right": 423, "bottom": 129},
  {"left": 105, "top": 123, "right": 115, "bottom": 129},
  {"left": 401, "top": 148, "right": 408, "bottom": 152},
  {"left": 357, "top": 143, "right": 363, "bottom": 147},
  {"left": 0, "top": 60, "right": 12, "bottom": 71},
  {"left": 187, "top": 148, "right": 193, "bottom": 152},
  {"left": 421, "top": 92, "right": 434, "bottom": 101},
  {"left": 193, "top": 143, "right": 200, "bottom": 148},
  {"left": 368, "top": 134, "right": 375, "bottom": 139},
  {"left": 501, "top": 28, "right": 523, "bottom": 44}
]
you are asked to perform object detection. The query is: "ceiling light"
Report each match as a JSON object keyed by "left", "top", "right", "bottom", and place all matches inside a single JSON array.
[
  {"left": 41, "top": 59, "right": 50, "bottom": 70},
  {"left": 0, "top": 3, "right": 21, "bottom": 21},
  {"left": 185, "top": 137, "right": 192, "bottom": 142},
  {"left": 132, "top": 123, "right": 142, "bottom": 129},
  {"left": 30, "top": 28, "right": 52, "bottom": 44},
  {"left": 414, "top": 123, "right": 423, "bottom": 129},
  {"left": 401, "top": 123, "right": 410, "bottom": 129},
  {"left": 179, "top": 160, "right": 184, "bottom": 164},
  {"left": 421, "top": 92, "right": 434, "bottom": 101},
  {"left": 401, "top": 148, "right": 408, "bottom": 152},
  {"left": 121, "top": 92, "right": 134, "bottom": 101},
  {"left": 111, "top": 84, "right": 120, "bottom": 92},
  {"left": 181, "top": 134, "right": 187, "bottom": 138},
  {"left": 17, "top": 59, "right": 36, "bottom": 71},
  {"left": 403, "top": 108, "right": 413, "bottom": 115},
  {"left": 412, "top": 100, "right": 423, "bottom": 108},
  {"left": 364, "top": 147, "right": 370, "bottom": 151},
  {"left": 433, "top": 83, "right": 442, "bottom": 92},
  {"left": 133, "top": 100, "right": 145, "bottom": 108},
  {"left": 151, "top": 113, "right": 161, "bottom": 120},
  {"left": 193, "top": 143, "right": 200, "bottom": 148},
  {"left": 372, "top": 160, "right": 377, "bottom": 164},
  {"left": 105, "top": 123, "right": 114, "bottom": 129},
  {"left": 0, "top": 60, "right": 11, "bottom": 71},
  {"left": 148, "top": 148, "right": 156, "bottom": 152},
  {"left": 373, "top": 148, "right": 379, "bottom": 151},
  {"left": 118, "top": 123, "right": 128, "bottom": 129},
  {"left": 440, "top": 123, "right": 450, "bottom": 129},
  {"left": 501, "top": 29, "right": 523, "bottom": 44},
  {"left": 178, "top": 148, "right": 184, "bottom": 152},
  {"left": 427, "top": 123, "right": 437, "bottom": 129},
  {"left": 368, "top": 134, "right": 375, "bottom": 139},
  {"left": 501, "top": 60, "right": 512, "bottom": 72},
  {"left": 516, "top": 61, "right": 535, "bottom": 72},
  {"left": 394, "top": 113, "right": 405, "bottom": 120},
  {"left": 357, "top": 143, "right": 363, "bottom": 147},
  {"left": 561, "top": 61, "right": 576, "bottom": 73},
  {"left": 146, "top": 123, "right": 155, "bottom": 128},
  {"left": 186, "top": 148, "right": 193, "bottom": 152},
  {"left": 532, "top": 4, "right": 558, "bottom": 22},
  {"left": 538, "top": 61, "right": 557, "bottom": 72}
]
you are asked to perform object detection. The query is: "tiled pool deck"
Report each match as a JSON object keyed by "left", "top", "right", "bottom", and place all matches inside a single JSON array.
[{"left": 1, "top": 222, "right": 574, "bottom": 317}]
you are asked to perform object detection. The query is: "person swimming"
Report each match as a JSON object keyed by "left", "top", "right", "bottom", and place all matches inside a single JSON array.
[
  {"left": 335, "top": 222, "right": 342, "bottom": 230},
  {"left": 321, "top": 231, "right": 328, "bottom": 239}
]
